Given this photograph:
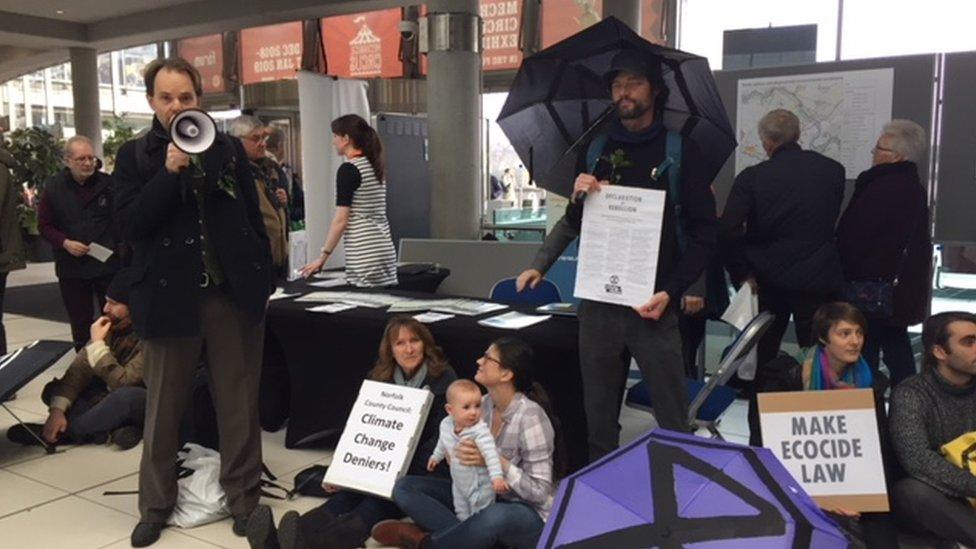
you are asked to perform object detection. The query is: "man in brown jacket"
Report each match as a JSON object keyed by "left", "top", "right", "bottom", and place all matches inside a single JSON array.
[
  {"left": 1, "top": 145, "right": 27, "bottom": 356},
  {"left": 5, "top": 270, "right": 146, "bottom": 449}
]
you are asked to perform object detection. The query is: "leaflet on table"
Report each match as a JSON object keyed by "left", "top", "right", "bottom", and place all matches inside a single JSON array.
[
  {"left": 574, "top": 186, "right": 665, "bottom": 308},
  {"left": 478, "top": 311, "right": 552, "bottom": 330},
  {"left": 389, "top": 298, "right": 507, "bottom": 316},
  {"left": 306, "top": 303, "right": 358, "bottom": 314},
  {"left": 294, "top": 292, "right": 394, "bottom": 308},
  {"left": 413, "top": 312, "right": 455, "bottom": 324},
  {"left": 309, "top": 278, "right": 347, "bottom": 289},
  {"left": 269, "top": 288, "right": 300, "bottom": 301}
]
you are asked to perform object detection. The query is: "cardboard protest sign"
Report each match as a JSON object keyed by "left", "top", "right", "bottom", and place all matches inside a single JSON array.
[
  {"left": 324, "top": 380, "right": 433, "bottom": 499},
  {"left": 759, "top": 389, "right": 889, "bottom": 512}
]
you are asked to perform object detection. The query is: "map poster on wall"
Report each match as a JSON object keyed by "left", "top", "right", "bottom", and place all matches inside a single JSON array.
[{"left": 735, "top": 68, "right": 894, "bottom": 178}]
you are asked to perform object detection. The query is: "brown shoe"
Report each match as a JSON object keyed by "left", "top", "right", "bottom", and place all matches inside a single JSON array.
[{"left": 370, "top": 520, "right": 427, "bottom": 549}]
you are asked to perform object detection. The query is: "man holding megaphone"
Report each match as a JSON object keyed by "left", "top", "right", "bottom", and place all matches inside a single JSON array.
[{"left": 113, "top": 57, "right": 274, "bottom": 547}]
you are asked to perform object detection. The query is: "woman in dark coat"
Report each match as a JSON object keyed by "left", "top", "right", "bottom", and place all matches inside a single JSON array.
[{"left": 836, "top": 119, "right": 932, "bottom": 386}]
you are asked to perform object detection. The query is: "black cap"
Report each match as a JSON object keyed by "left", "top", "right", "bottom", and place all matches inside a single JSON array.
[
  {"left": 105, "top": 269, "right": 131, "bottom": 305},
  {"left": 604, "top": 50, "right": 664, "bottom": 89}
]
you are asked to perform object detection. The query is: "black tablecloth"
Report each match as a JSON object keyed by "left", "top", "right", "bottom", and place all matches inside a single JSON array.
[{"left": 263, "top": 281, "right": 588, "bottom": 470}]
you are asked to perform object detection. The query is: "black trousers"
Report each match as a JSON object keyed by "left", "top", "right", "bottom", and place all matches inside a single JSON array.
[
  {"left": 1, "top": 272, "right": 7, "bottom": 356},
  {"left": 892, "top": 477, "right": 976, "bottom": 545},
  {"left": 748, "top": 286, "right": 832, "bottom": 445},
  {"left": 679, "top": 314, "right": 707, "bottom": 380},
  {"left": 863, "top": 320, "right": 917, "bottom": 387},
  {"left": 58, "top": 275, "right": 113, "bottom": 350}
]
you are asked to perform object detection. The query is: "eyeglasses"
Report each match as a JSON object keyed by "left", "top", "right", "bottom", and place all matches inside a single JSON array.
[
  {"left": 245, "top": 134, "right": 268, "bottom": 144},
  {"left": 481, "top": 352, "right": 502, "bottom": 366},
  {"left": 69, "top": 155, "right": 96, "bottom": 163},
  {"left": 871, "top": 145, "right": 894, "bottom": 154}
]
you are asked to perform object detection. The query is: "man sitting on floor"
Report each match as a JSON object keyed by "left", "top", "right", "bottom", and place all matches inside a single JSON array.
[
  {"left": 6, "top": 271, "right": 146, "bottom": 450},
  {"left": 889, "top": 311, "right": 976, "bottom": 545}
]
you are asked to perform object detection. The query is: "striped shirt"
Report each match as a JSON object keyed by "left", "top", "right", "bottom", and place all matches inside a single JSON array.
[
  {"left": 342, "top": 157, "right": 397, "bottom": 287},
  {"left": 482, "top": 393, "right": 556, "bottom": 521}
]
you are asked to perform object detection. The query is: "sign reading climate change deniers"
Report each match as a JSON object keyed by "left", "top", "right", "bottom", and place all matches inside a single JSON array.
[
  {"left": 324, "top": 380, "right": 433, "bottom": 499},
  {"left": 759, "top": 389, "right": 889, "bottom": 513}
]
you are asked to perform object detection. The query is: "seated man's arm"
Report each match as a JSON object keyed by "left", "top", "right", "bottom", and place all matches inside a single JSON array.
[
  {"left": 889, "top": 385, "right": 976, "bottom": 498},
  {"left": 90, "top": 339, "right": 144, "bottom": 391},
  {"left": 46, "top": 351, "right": 95, "bottom": 412}
]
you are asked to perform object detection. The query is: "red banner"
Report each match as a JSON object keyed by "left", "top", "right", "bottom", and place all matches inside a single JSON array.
[
  {"left": 481, "top": 0, "right": 522, "bottom": 71},
  {"left": 240, "top": 22, "right": 303, "bottom": 84},
  {"left": 178, "top": 34, "right": 225, "bottom": 94},
  {"left": 542, "top": 0, "right": 603, "bottom": 49},
  {"left": 321, "top": 9, "right": 403, "bottom": 79}
]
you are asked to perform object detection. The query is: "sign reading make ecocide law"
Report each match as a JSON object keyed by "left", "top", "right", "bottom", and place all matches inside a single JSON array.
[
  {"left": 759, "top": 389, "right": 889, "bottom": 512},
  {"left": 324, "top": 380, "right": 433, "bottom": 499}
]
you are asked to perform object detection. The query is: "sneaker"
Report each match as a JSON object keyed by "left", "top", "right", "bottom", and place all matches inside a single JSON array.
[
  {"left": 130, "top": 521, "right": 164, "bottom": 547},
  {"left": 111, "top": 426, "right": 143, "bottom": 450},
  {"left": 371, "top": 520, "right": 427, "bottom": 549},
  {"left": 6, "top": 423, "right": 47, "bottom": 446}
]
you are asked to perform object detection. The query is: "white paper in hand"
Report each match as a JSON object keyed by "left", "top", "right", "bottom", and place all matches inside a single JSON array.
[{"left": 87, "top": 242, "right": 114, "bottom": 263}]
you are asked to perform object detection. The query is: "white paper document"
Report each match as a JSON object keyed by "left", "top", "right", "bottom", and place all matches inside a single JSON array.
[
  {"left": 310, "top": 278, "right": 347, "bottom": 288},
  {"left": 413, "top": 312, "right": 455, "bottom": 324},
  {"left": 269, "top": 288, "right": 300, "bottom": 301},
  {"left": 721, "top": 284, "right": 760, "bottom": 381},
  {"left": 574, "top": 187, "right": 666, "bottom": 307},
  {"left": 87, "top": 242, "right": 114, "bottom": 263},
  {"left": 478, "top": 311, "right": 551, "bottom": 330},
  {"left": 306, "top": 303, "right": 357, "bottom": 314}
]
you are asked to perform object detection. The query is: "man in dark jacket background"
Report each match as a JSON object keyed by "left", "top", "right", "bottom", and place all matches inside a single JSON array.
[
  {"left": 38, "top": 135, "right": 120, "bottom": 349},
  {"left": 113, "top": 57, "right": 273, "bottom": 547},
  {"left": 720, "top": 108, "right": 845, "bottom": 445}
]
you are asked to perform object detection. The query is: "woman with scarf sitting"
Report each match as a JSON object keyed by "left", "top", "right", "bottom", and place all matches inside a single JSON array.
[{"left": 802, "top": 302, "right": 900, "bottom": 547}]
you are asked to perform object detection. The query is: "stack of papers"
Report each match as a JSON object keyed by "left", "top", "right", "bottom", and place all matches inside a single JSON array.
[
  {"left": 269, "top": 288, "right": 300, "bottom": 301},
  {"left": 306, "top": 303, "right": 357, "bottom": 314},
  {"left": 293, "top": 292, "right": 509, "bottom": 316},
  {"left": 478, "top": 311, "right": 551, "bottom": 330},
  {"left": 413, "top": 312, "right": 455, "bottom": 324},
  {"left": 309, "top": 278, "right": 347, "bottom": 289}
]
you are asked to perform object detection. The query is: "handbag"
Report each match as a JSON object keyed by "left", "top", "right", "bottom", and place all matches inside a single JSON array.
[{"left": 841, "top": 203, "right": 923, "bottom": 319}]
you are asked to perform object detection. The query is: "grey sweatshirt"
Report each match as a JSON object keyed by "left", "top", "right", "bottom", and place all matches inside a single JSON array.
[{"left": 889, "top": 368, "right": 976, "bottom": 498}]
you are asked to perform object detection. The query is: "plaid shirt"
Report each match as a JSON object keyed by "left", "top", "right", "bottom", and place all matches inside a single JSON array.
[{"left": 482, "top": 393, "right": 555, "bottom": 521}]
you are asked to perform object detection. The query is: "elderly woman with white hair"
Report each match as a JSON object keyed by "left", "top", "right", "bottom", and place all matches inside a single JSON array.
[{"left": 836, "top": 119, "right": 933, "bottom": 386}]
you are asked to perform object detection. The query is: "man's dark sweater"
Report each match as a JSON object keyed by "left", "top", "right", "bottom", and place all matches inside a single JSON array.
[
  {"left": 889, "top": 368, "right": 976, "bottom": 498},
  {"left": 531, "top": 119, "right": 716, "bottom": 300}
]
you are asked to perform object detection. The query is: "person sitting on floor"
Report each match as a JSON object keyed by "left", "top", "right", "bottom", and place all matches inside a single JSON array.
[
  {"left": 889, "top": 311, "right": 976, "bottom": 546},
  {"left": 5, "top": 270, "right": 145, "bottom": 450}
]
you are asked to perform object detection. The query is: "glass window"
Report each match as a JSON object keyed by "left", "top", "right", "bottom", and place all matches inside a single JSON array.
[
  {"left": 840, "top": 0, "right": 976, "bottom": 60},
  {"left": 30, "top": 105, "right": 47, "bottom": 126},
  {"left": 678, "top": 0, "right": 840, "bottom": 70},
  {"left": 121, "top": 44, "right": 158, "bottom": 89},
  {"left": 98, "top": 53, "right": 113, "bottom": 86},
  {"left": 53, "top": 107, "right": 74, "bottom": 128}
]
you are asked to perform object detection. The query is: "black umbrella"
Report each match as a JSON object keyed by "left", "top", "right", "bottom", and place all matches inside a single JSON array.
[{"left": 497, "top": 16, "right": 735, "bottom": 197}]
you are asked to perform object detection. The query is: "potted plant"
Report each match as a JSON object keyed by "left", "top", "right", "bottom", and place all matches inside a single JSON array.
[{"left": 2, "top": 127, "right": 64, "bottom": 262}]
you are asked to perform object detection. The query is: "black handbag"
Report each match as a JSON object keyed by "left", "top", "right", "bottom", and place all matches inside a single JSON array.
[{"left": 841, "top": 204, "right": 922, "bottom": 319}]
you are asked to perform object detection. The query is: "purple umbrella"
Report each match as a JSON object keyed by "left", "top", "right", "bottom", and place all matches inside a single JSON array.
[{"left": 539, "top": 429, "right": 847, "bottom": 548}]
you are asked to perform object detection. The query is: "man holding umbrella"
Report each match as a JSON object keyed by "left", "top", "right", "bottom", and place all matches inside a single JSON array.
[{"left": 517, "top": 50, "right": 717, "bottom": 462}]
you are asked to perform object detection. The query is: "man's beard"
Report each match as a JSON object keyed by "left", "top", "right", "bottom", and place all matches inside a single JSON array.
[{"left": 616, "top": 99, "right": 651, "bottom": 120}]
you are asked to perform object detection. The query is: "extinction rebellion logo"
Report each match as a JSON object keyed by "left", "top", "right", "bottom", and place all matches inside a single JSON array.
[{"left": 605, "top": 274, "right": 622, "bottom": 295}]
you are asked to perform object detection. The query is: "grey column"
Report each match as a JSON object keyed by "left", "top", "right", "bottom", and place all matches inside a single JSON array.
[
  {"left": 426, "top": 0, "right": 481, "bottom": 239},
  {"left": 69, "top": 47, "right": 103, "bottom": 156},
  {"left": 603, "top": 0, "right": 641, "bottom": 31}
]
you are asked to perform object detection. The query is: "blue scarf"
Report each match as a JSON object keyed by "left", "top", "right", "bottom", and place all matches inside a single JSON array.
[
  {"left": 608, "top": 117, "right": 664, "bottom": 144},
  {"left": 808, "top": 347, "right": 873, "bottom": 391}
]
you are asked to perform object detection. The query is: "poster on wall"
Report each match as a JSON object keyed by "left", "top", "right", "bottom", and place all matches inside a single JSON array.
[
  {"left": 177, "top": 34, "right": 225, "bottom": 94},
  {"left": 322, "top": 9, "right": 404, "bottom": 79},
  {"left": 481, "top": 0, "right": 522, "bottom": 70},
  {"left": 541, "top": 0, "right": 603, "bottom": 49},
  {"left": 240, "top": 22, "right": 303, "bottom": 84}
]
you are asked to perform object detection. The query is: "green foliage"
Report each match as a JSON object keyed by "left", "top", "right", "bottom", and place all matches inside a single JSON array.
[
  {"left": 102, "top": 114, "right": 137, "bottom": 169},
  {"left": 1, "top": 126, "right": 63, "bottom": 191}
]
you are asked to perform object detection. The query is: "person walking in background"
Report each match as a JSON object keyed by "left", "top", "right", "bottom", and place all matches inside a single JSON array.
[
  {"left": 38, "top": 135, "right": 120, "bottom": 350},
  {"left": 837, "top": 119, "right": 932, "bottom": 386}
]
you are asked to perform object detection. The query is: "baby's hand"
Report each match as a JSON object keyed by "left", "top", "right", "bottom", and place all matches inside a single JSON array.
[
  {"left": 427, "top": 458, "right": 440, "bottom": 472},
  {"left": 492, "top": 477, "right": 510, "bottom": 494}
]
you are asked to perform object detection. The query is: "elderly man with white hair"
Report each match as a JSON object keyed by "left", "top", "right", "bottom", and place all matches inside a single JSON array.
[
  {"left": 228, "top": 115, "right": 289, "bottom": 277},
  {"left": 836, "top": 119, "right": 932, "bottom": 386},
  {"left": 720, "top": 108, "right": 846, "bottom": 446}
]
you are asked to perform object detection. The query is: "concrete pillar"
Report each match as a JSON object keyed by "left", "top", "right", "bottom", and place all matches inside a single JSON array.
[
  {"left": 426, "top": 0, "right": 482, "bottom": 239},
  {"left": 603, "top": 0, "right": 641, "bottom": 31},
  {"left": 69, "top": 47, "right": 103, "bottom": 156}
]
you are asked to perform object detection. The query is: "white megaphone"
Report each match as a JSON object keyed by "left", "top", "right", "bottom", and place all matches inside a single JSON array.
[{"left": 169, "top": 108, "right": 217, "bottom": 155}]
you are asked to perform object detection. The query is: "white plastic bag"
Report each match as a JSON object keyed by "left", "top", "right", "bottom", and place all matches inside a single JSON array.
[
  {"left": 721, "top": 284, "right": 760, "bottom": 381},
  {"left": 167, "top": 444, "right": 230, "bottom": 528}
]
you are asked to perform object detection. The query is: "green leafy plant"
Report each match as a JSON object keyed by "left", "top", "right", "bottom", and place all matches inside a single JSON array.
[
  {"left": 603, "top": 148, "right": 633, "bottom": 183},
  {"left": 102, "top": 114, "right": 136, "bottom": 169},
  {"left": 2, "top": 127, "right": 63, "bottom": 234}
]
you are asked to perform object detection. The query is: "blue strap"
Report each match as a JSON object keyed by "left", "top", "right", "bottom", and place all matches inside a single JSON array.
[
  {"left": 585, "top": 134, "right": 609, "bottom": 173},
  {"left": 654, "top": 130, "right": 685, "bottom": 253}
]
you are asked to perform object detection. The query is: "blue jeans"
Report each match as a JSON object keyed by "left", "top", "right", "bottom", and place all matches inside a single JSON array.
[
  {"left": 66, "top": 385, "right": 147, "bottom": 441},
  {"left": 392, "top": 476, "right": 544, "bottom": 549}
]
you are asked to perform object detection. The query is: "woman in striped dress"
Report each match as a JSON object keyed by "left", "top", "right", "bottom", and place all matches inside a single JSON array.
[{"left": 300, "top": 114, "right": 398, "bottom": 287}]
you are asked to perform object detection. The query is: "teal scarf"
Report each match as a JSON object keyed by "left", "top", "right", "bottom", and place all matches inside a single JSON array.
[
  {"left": 394, "top": 362, "right": 428, "bottom": 389},
  {"left": 809, "top": 346, "right": 872, "bottom": 391}
]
